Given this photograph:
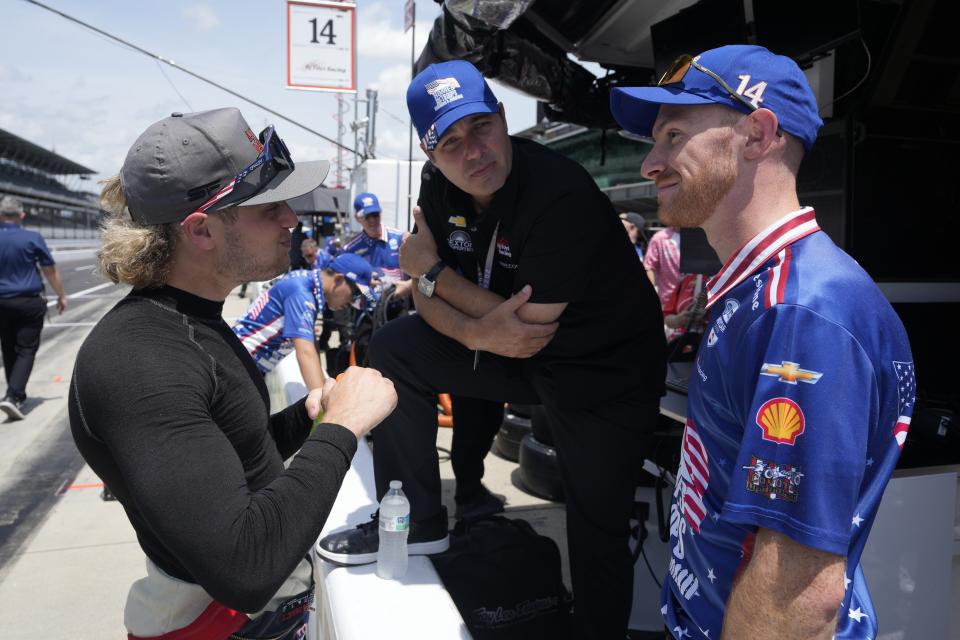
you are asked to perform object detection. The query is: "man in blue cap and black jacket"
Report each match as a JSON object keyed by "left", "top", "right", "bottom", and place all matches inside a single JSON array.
[{"left": 319, "top": 60, "right": 666, "bottom": 639}]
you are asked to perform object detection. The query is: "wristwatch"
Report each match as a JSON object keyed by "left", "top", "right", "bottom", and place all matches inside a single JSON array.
[{"left": 418, "top": 260, "right": 446, "bottom": 298}]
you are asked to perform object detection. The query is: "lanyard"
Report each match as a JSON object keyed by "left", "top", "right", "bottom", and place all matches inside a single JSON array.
[
  {"left": 473, "top": 221, "right": 500, "bottom": 371},
  {"left": 477, "top": 221, "right": 500, "bottom": 290}
]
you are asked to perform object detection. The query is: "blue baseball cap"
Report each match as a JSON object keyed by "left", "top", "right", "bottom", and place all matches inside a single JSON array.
[
  {"left": 353, "top": 192, "right": 381, "bottom": 217},
  {"left": 329, "top": 253, "right": 377, "bottom": 305},
  {"left": 610, "top": 45, "right": 823, "bottom": 151},
  {"left": 407, "top": 60, "right": 500, "bottom": 151}
]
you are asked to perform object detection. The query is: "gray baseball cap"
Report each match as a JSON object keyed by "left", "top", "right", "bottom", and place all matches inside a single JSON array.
[
  {"left": 119, "top": 108, "right": 329, "bottom": 225},
  {"left": 619, "top": 212, "right": 645, "bottom": 228},
  {"left": 0, "top": 195, "right": 23, "bottom": 215}
]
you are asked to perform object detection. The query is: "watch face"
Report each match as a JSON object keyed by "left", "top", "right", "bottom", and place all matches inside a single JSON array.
[{"left": 418, "top": 276, "right": 436, "bottom": 298}]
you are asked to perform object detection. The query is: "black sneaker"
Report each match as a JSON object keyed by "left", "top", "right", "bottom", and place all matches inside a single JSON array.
[
  {"left": 317, "top": 506, "right": 450, "bottom": 565},
  {"left": 0, "top": 396, "right": 25, "bottom": 421},
  {"left": 454, "top": 485, "right": 505, "bottom": 522}
]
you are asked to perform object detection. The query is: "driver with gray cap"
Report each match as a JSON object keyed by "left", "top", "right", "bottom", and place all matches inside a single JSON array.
[{"left": 69, "top": 108, "right": 398, "bottom": 639}]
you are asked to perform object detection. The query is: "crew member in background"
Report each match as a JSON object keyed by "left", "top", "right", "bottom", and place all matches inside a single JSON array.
[
  {"left": 289, "top": 220, "right": 307, "bottom": 270},
  {"left": 300, "top": 238, "right": 332, "bottom": 270},
  {"left": 619, "top": 211, "right": 647, "bottom": 260},
  {"left": 0, "top": 195, "right": 66, "bottom": 420},
  {"left": 233, "top": 253, "right": 374, "bottom": 390},
  {"left": 70, "top": 108, "right": 396, "bottom": 639},
  {"left": 612, "top": 45, "right": 914, "bottom": 639},
  {"left": 344, "top": 192, "right": 413, "bottom": 298},
  {"left": 319, "top": 60, "right": 666, "bottom": 639},
  {"left": 662, "top": 273, "right": 707, "bottom": 359},
  {"left": 644, "top": 224, "right": 682, "bottom": 308},
  {"left": 323, "top": 235, "right": 343, "bottom": 258}
]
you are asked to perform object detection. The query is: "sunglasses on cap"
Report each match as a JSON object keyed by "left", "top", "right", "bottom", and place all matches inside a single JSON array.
[
  {"left": 659, "top": 55, "right": 783, "bottom": 136},
  {"left": 190, "top": 126, "right": 295, "bottom": 216}
]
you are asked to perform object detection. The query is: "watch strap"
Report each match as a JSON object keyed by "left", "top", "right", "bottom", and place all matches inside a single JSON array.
[{"left": 423, "top": 260, "right": 446, "bottom": 283}]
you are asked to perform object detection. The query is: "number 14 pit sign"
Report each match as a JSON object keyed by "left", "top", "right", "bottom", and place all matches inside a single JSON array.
[{"left": 287, "top": 1, "right": 356, "bottom": 93}]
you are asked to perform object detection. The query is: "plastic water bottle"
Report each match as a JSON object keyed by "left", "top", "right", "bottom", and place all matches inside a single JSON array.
[{"left": 376, "top": 480, "right": 409, "bottom": 579}]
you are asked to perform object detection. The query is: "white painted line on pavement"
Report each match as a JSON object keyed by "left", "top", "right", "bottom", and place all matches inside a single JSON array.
[
  {"left": 47, "top": 281, "right": 116, "bottom": 308},
  {"left": 73, "top": 265, "right": 95, "bottom": 271}
]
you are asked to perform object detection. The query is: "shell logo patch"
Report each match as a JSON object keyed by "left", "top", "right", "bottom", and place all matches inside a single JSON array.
[{"left": 756, "top": 397, "right": 805, "bottom": 445}]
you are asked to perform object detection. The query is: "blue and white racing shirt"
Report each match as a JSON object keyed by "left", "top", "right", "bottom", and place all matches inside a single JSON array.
[
  {"left": 232, "top": 270, "right": 324, "bottom": 374},
  {"left": 663, "top": 208, "right": 914, "bottom": 640},
  {"left": 343, "top": 226, "right": 406, "bottom": 283}
]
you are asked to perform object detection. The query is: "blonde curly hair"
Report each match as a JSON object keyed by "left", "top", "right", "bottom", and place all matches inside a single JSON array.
[{"left": 96, "top": 176, "right": 178, "bottom": 288}]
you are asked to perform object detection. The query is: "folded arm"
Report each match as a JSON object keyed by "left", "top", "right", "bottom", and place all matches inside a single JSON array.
[{"left": 413, "top": 282, "right": 559, "bottom": 358}]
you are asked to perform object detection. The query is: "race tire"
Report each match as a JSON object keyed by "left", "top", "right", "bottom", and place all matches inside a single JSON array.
[
  {"left": 530, "top": 405, "right": 555, "bottom": 446},
  {"left": 517, "top": 434, "right": 565, "bottom": 502},
  {"left": 492, "top": 406, "right": 531, "bottom": 462}
]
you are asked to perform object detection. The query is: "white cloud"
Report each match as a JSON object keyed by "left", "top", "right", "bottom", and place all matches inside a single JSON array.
[
  {"left": 183, "top": 4, "right": 220, "bottom": 31},
  {"left": 370, "top": 64, "right": 412, "bottom": 99},
  {"left": 0, "top": 63, "right": 30, "bottom": 83},
  {"left": 374, "top": 124, "right": 426, "bottom": 163},
  {"left": 357, "top": 2, "right": 433, "bottom": 61}
]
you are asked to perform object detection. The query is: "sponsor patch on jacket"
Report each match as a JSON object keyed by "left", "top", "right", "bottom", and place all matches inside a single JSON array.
[
  {"left": 756, "top": 397, "right": 805, "bottom": 445},
  {"left": 707, "top": 298, "right": 739, "bottom": 347},
  {"left": 448, "top": 230, "right": 473, "bottom": 252},
  {"left": 742, "top": 455, "right": 803, "bottom": 502},
  {"left": 760, "top": 361, "right": 822, "bottom": 385},
  {"left": 448, "top": 215, "right": 467, "bottom": 228}
]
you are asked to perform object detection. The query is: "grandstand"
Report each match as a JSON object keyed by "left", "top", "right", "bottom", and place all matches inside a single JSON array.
[{"left": 0, "top": 127, "right": 100, "bottom": 239}]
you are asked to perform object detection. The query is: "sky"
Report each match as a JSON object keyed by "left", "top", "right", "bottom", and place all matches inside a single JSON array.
[{"left": 0, "top": 0, "right": 541, "bottom": 191}]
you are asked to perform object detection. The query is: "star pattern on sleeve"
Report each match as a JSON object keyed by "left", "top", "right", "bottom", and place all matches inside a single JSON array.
[
  {"left": 848, "top": 606, "right": 869, "bottom": 623},
  {"left": 852, "top": 513, "right": 864, "bottom": 527},
  {"left": 707, "top": 568, "right": 717, "bottom": 584},
  {"left": 894, "top": 361, "right": 915, "bottom": 415}
]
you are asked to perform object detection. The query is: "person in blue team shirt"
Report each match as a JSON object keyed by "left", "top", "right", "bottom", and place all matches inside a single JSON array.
[
  {"left": 0, "top": 195, "right": 67, "bottom": 419},
  {"left": 233, "top": 253, "right": 374, "bottom": 390},
  {"left": 344, "top": 192, "right": 413, "bottom": 298},
  {"left": 611, "top": 45, "right": 914, "bottom": 639}
]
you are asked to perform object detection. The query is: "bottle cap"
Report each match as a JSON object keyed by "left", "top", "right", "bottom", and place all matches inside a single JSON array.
[{"left": 389, "top": 480, "right": 402, "bottom": 489}]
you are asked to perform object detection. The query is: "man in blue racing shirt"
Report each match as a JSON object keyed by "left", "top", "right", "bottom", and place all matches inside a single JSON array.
[
  {"left": 611, "top": 45, "right": 914, "bottom": 639},
  {"left": 344, "top": 192, "right": 413, "bottom": 298},
  {"left": 233, "top": 253, "right": 374, "bottom": 390}
]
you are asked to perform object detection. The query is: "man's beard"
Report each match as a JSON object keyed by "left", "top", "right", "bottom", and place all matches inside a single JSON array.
[
  {"left": 657, "top": 134, "right": 737, "bottom": 229},
  {"left": 215, "top": 224, "right": 288, "bottom": 283}
]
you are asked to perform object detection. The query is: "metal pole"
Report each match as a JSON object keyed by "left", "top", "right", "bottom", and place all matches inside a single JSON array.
[
  {"left": 353, "top": 95, "right": 359, "bottom": 172},
  {"left": 406, "top": 9, "right": 415, "bottom": 231}
]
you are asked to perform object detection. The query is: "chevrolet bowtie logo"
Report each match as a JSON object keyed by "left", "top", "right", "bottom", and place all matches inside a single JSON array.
[{"left": 760, "top": 361, "right": 823, "bottom": 385}]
